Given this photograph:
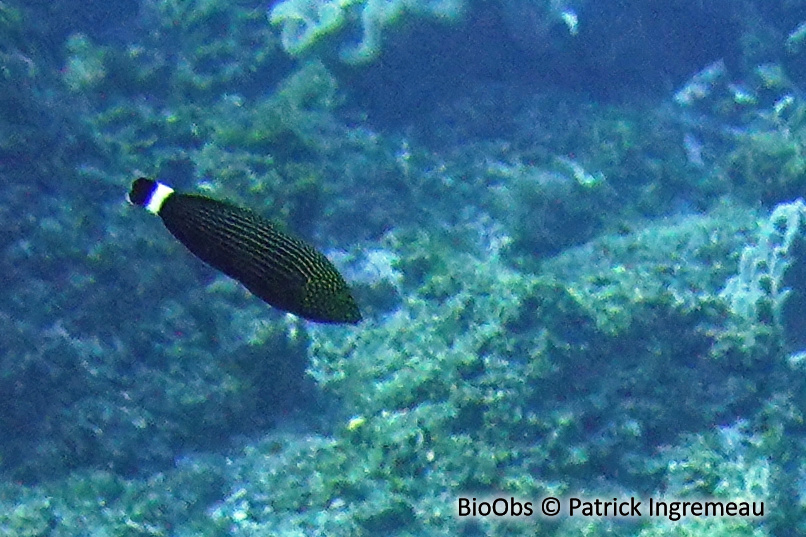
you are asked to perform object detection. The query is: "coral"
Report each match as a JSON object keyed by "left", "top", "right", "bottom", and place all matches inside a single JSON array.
[
  {"left": 62, "top": 34, "right": 107, "bottom": 92},
  {"left": 543, "top": 203, "right": 756, "bottom": 335},
  {"left": 675, "top": 59, "right": 806, "bottom": 205},
  {"left": 60, "top": 1, "right": 280, "bottom": 103},
  {"left": 207, "top": 225, "right": 563, "bottom": 536},
  {"left": 270, "top": 0, "right": 464, "bottom": 63},
  {"left": 725, "top": 96, "right": 806, "bottom": 205},
  {"left": 720, "top": 198, "right": 806, "bottom": 353},
  {"left": 0, "top": 182, "right": 789, "bottom": 536},
  {"left": 269, "top": 0, "right": 359, "bottom": 56},
  {"left": 488, "top": 160, "right": 610, "bottom": 258},
  {"left": 210, "top": 59, "right": 341, "bottom": 154},
  {"left": 0, "top": 494, "right": 53, "bottom": 537},
  {"left": 0, "top": 460, "right": 228, "bottom": 537},
  {"left": 1, "top": 62, "right": 351, "bottom": 485},
  {"left": 635, "top": 424, "right": 770, "bottom": 537},
  {"left": 204, "top": 204, "right": 771, "bottom": 536}
]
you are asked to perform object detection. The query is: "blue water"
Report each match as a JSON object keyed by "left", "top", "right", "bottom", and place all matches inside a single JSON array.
[{"left": 0, "top": 0, "right": 802, "bottom": 535}]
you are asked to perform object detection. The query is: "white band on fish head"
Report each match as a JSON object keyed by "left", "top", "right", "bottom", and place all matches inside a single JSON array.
[{"left": 146, "top": 182, "right": 175, "bottom": 215}]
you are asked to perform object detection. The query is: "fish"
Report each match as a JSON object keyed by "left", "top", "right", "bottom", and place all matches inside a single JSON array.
[{"left": 127, "top": 178, "right": 361, "bottom": 324}]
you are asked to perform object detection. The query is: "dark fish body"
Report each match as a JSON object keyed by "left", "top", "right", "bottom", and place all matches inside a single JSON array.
[{"left": 128, "top": 178, "right": 361, "bottom": 324}]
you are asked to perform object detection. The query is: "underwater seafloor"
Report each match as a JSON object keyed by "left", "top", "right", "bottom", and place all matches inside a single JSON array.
[{"left": 2, "top": 0, "right": 806, "bottom": 535}]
